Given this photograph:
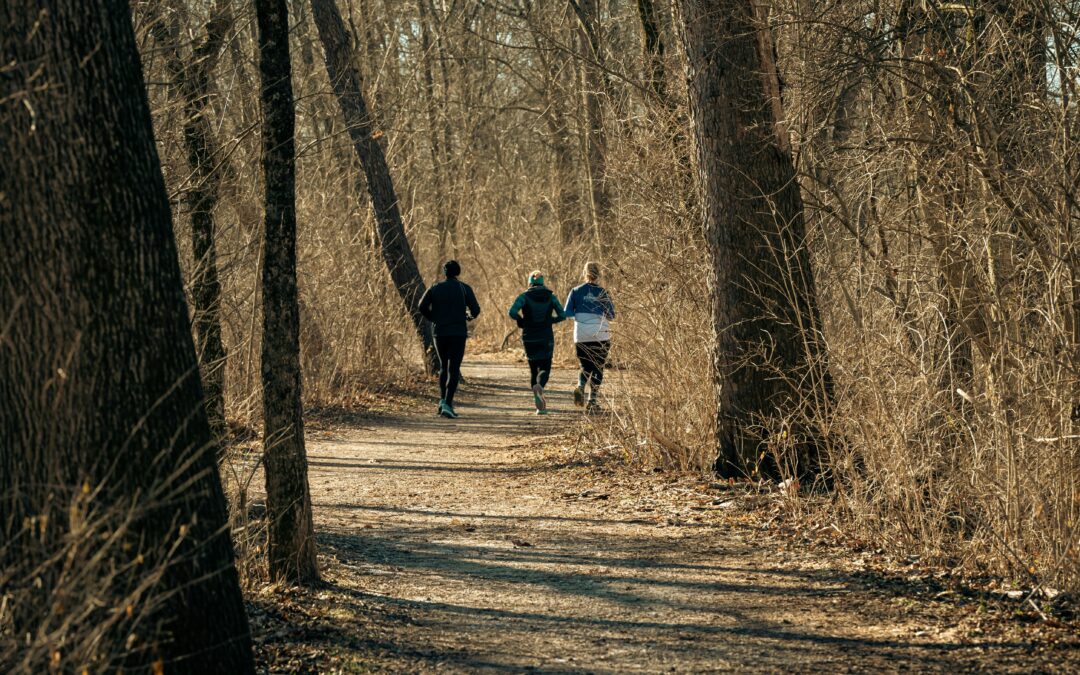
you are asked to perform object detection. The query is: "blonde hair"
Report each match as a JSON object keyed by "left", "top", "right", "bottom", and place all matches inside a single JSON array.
[
  {"left": 528, "top": 269, "right": 544, "bottom": 285},
  {"left": 583, "top": 261, "right": 601, "bottom": 282}
]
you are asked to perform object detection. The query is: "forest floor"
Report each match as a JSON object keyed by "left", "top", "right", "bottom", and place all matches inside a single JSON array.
[{"left": 247, "top": 356, "right": 1080, "bottom": 673}]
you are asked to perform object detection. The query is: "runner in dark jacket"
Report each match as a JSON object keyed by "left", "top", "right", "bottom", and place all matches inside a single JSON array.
[
  {"left": 507, "top": 270, "right": 566, "bottom": 414},
  {"left": 418, "top": 260, "right": 481, "bottom": 418}
]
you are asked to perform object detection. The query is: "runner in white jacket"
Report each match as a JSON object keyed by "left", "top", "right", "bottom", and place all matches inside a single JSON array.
[{"left": 563, "top": 261, "right": 615, "bottom": 411}]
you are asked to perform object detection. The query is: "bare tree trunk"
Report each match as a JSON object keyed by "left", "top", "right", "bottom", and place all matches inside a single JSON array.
[
  {"left": 570, "top": 0, "right": 614, "bottom": 254},
  {"left": 536, "top": 31, "right": 585, "bottom": 246},
  {"left": 152, "top": 5, "right": 232, "bottom": 439},
  {"left": 548, "top": 111, "right": 586, "bottom": 246},
  {"left": 418, "top": 0, "right": 456, "bottom": 258},
  {"left": 310, "top": 0, "right": 438, "bottom": 374},
  {"left": 255, "top": 0, "right": 320, "bottom": 584},
  {"left": 896, "top": 1, "right": 981, "bottom": 405},
  {"left": 636, "top": 0, "right": 667, "bottom": 102},
  {"left": 677, "top": 0, "right": 831, "bottom": 479},
  {"left": 1, "top": 0, "right": 254, "bottom": 669}
]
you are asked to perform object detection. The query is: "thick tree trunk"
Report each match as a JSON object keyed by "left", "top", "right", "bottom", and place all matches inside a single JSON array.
[
  {"left": 0, "top": 1, "right": 254, "bottom": 671},
  {"left": 677, "top": 0, "right": 831, "bottom": 479},
  {"left": 310, "top": 0, "right": 438, "bottom": 374},
  {"left": 152, "top": 8, "right": 232, "bottom": 439},
  {"left": 255, "top": 0, "right": 320, "bottom": 584}
]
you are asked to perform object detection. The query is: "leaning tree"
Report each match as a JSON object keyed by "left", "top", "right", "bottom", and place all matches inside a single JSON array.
[{"left": 311, "top": 0, "right": 438, "bottom": 374}]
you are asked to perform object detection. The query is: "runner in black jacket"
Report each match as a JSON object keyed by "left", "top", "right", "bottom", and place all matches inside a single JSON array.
[
  {"left": 507, "top": 270, "right": 566, "bottom": 414},
  {"left": 418, "top": 260, "right": 481, "bottom": 418}
]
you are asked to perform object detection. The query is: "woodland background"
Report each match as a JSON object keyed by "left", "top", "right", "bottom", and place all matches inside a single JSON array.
[
  {"left": 3, "top": 0, "right": 1079, "bottom": 670},
  {"left": 142, "top": 0, "right": 1078, "bottom": 591}
]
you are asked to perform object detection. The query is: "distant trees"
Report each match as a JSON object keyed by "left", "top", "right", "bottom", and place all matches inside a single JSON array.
[
  {"left": 635, "top": 0, "right": 668, "bottom": 102},
  {"left": 255, "top": 0, "right": 320, "bottom": 583},
  {"left": 677, "top": 0, "right": 830, "bottom": 478},
  {"left": 0, "top": 0, "right": 253, "bottom": 670},
  {"left": 151, "top": 2, "right": 233, "bottom": 438},
  {"left": 570, "top": 0, "right": 614, "bottom": 253},
  {"left": 311, "top": 0, "right": 438, "bottom": 374}
]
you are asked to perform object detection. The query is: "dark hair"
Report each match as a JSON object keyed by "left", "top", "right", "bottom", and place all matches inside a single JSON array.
[{"left": 443, "top": 260, "right": 461, "bottom": 278}]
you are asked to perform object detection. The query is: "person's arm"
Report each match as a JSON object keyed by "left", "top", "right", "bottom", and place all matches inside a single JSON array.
[
  {"left": 466, "top": 284, "right": 481, "bottom": 319},
  {"left": 550, "top": 296, "right": 567, "bottom": 324},
  {"left": 508, "top": 293, "right": 525, "bottom": 320},
  {"left": 418, "top": 286, "right": 434, "bottom": 321},
  {"left": 563, "top": 288, "right": 576, "bottom": 318}
]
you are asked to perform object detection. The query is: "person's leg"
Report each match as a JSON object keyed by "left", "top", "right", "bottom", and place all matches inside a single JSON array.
[
  {"left": 524, "top": 341, "right": 550, "bottom": 412},
  {"left": 578, "top": 342, "right": 600, "bottom": 390},
  {"left": 443, "top": 336, "right": 466, "bottom": 407},
  {"left": 537, "top": 358, "right": 552, "bottom": 388},
  {"left": 532, "top": 358, "right": 549, "bottom": 413},
  {"left": 434, "top": 336, "right": 450, "bottom": 403},
  {"left": 590, "top": 341, "right": 611, "bottom": 390},
  {"left": 573, "top": 343, "right": 589, "bottom": 406},
  {"left": 582, "top": 341, "right": 609, "bottom": 408}
]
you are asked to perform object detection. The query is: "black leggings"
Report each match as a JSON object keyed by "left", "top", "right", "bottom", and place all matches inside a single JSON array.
[
  {"left": 435, "top": 335, "right": 467, "bottom": 405},
  {"left": 529, "top": 359, "right": 552, "bottom": 388},
  {"left": 576, "top": 341, "right": 610, "bottom": 388}
]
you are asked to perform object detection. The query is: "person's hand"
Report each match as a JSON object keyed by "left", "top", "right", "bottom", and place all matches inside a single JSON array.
[{"left": 515, "top": 317, "right": 525, "bottom": 328}]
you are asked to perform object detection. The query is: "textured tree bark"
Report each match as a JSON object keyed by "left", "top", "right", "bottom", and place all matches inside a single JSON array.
[
  {"left": 0, "top": 1, "right": 254, "bottom": 670},
  {"left": 677, "top": 0, "right": 831, "bottom": 479},
  {"left": 255, "top": 0, "right": 320, "bottom": 584},
  {"left": 571, "top": 0, "right": 614, "bottom": 254},
  {"left": 152, "top": 7, "right": 232, "bottom": 439},
  {"left": 311, "top": 0, "right": 438, "bottom": 374}
]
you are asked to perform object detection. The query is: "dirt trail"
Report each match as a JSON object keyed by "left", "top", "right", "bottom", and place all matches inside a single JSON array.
[{"left": 261, "top": 357, "right": 1071, "bottom": 673}]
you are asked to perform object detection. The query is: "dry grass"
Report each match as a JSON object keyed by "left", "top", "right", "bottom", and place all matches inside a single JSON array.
[{"left": 138, "top": 0, "right": 1080, "bottom": 598}]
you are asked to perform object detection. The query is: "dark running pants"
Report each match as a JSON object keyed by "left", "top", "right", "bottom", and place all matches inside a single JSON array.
[
  {"left": 523, "top": 340, "right": 553, "bottom": 389},
  {"left": 435, "top": 335, "right": 467, "bottom": 405},
  {"left": 576, "top": 341, "right": 610, "bottom": 390},
  {"left": 528, "top": 359, "right": 552, "bottom": 389}
]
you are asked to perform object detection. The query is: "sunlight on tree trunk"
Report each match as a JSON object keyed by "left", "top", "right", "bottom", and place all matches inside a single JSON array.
[
  {"left": 311, "top": 0, "right": 439, "bottom": 375},
  {"left": 677, "top": 0, "right": 831, "bottom": 480},
  {"left": 255, "top": 0, "right": 320, "bottom": 584}
]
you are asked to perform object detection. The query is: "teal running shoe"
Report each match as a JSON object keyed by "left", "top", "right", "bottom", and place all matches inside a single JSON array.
[
  {"left": 532, "top": 384, "right": 546, "bottom": 412},
  {"left": 439, "top": 400, "right": 458, "bottom": 418}
]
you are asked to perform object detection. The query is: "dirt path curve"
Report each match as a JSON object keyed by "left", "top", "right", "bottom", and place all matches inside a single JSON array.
[{"left": 284, "top": 357, "right": 1059, "bottom": 673}]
